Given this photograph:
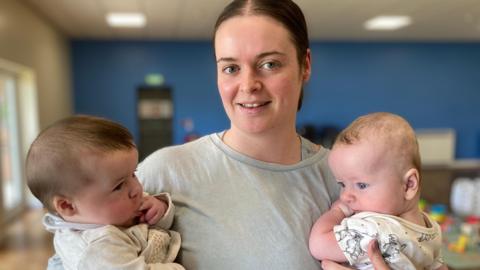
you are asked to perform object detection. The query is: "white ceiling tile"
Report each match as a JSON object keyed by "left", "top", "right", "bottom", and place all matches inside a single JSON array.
[
  {"left": 100, "top": 0, "right": 142, "bottom": 12},
  {"left": 21, "top": 0, "right": 480, "bottom": 41},
  {"left": 143, "top": 0, "right": 183, "bottom": 39}
]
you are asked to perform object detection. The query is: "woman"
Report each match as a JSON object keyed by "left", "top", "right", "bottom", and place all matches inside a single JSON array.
[
  {"left": 47, "top": 0, "right": 390, "bottom": 269},
  {"left": 138, "top": 1, "right": 389, "bottom": 269}
]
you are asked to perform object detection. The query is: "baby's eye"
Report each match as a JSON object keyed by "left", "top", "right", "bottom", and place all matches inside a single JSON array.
[
  {"left": 356, "top": 182, "right": 369, "bottom": 189},
  {"left": 113, "top": 182, "right": 124, "bottom": 191},
  {"left": 337, "top": 182, "right": 345, "bottom": 188},
  {"left": 222, "top": 65, "right": 239, "bottom": 74}
]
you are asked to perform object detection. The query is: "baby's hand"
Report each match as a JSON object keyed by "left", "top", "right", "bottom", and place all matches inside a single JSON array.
[
  {"left": 138, "top": 195, "right": 168, "bottom": 225},
  {"left": 332, "top": 200, "right": 354, "bottom": 217}
]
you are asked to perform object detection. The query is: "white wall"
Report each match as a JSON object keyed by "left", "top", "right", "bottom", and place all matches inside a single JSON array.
[{"left": 0, "top": 0, "right": 72, "bottom": 128}]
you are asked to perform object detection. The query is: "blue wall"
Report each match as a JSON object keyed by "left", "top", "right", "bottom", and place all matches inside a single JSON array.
[{"left": 72, "top": 41, "right": 480, "bottom": 159}]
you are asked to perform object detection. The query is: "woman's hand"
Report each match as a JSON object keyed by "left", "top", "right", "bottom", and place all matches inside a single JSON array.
[
  {"left": 320, "top": 259, "right": 349, "bottom": 270},
  {"left": 321, "top": 240, "right": 390, "bottom": 270},
  {"left": 366, "top": 240, "right": 390, "bottom": 269}
]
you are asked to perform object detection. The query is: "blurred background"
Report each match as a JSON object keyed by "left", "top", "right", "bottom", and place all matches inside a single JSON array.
[{"left": 1, "top": 0, "right": 480, "bottom": 269}]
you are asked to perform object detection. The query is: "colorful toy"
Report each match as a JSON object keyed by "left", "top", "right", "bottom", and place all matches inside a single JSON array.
[
  {"left": 448, "top": 234, "right": 469, "bottom": 253},
  {"left": 429, "top": 204, "right": 447, "bottom": 223}
]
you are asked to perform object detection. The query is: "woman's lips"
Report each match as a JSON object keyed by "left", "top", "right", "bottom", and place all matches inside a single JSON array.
[
  {"left": 238, "top": 101, "right": 269, "bottom": 108},
  {"left": 236, "top": 101, "right": 271, "bottom": 111}
]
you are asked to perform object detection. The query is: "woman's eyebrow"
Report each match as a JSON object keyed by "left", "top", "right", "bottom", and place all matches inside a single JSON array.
[
  {"left": 216, "top": 57, "right": 236, "bottom": 63},
  {"left": 216, "top": 51, "right": 286, "bottom": 63},
  {"left": 257, "top": 51, "right": 286, "bottom": 59}
]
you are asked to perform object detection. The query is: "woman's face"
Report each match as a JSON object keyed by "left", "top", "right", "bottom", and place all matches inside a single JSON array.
[{"left": 214, "top": 15, "right": 310, "bottom": 135}]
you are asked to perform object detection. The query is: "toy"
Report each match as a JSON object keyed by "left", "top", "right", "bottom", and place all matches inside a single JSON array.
[
  {"left": 429, "top": 204, "right": 447, "bottom": 223},
  {"left": 448, "top": 234, "right": 469, "bottom": 253}
]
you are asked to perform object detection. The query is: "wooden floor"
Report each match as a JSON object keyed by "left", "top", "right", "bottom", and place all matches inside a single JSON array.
[{"left": 0, "top": 208, "right": 54, "bottom": 270}]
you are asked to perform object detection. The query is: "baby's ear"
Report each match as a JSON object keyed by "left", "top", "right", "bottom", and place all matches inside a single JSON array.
[
  {"left": 403, "top": 168, "right": 420, "bottom": 200},
  {"left": 53, "top": 195, "right": 77, "bottom": 217}
]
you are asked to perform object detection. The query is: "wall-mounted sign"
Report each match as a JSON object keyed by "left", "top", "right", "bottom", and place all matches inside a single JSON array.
[
  {"left": 144, "top": 73, "right": 165, "bottom": 86},
  {"left": 138, "top": 99, "right": 172, "bottom": 119}
]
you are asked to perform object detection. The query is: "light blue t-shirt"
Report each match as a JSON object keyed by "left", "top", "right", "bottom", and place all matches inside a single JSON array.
[{"left": 136, "top": 133, "right": 339, "bottom": 270}]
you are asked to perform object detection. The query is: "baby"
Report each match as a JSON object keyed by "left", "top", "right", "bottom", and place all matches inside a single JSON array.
[
  {"left": 26, "top": 115, "right": 184, "bottom": 270},
  {"left": 309, "top": 112, "right": 447, "bottom": 270}
]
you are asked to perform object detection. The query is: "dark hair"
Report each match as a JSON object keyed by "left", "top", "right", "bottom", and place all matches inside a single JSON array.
[
  {"left": 213, "top": 0, "right": 310, "bottom": 110},
  {"left": 26, "top": 115, "right": 136, "bottom": 213}
]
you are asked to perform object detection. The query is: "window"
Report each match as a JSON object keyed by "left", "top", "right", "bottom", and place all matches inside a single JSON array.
[
  {"left": 0, "top": 72, "right": 23, "bottom": 215},
  {"left": 0, "top": 59, "right": 39, "bottom": 242}
]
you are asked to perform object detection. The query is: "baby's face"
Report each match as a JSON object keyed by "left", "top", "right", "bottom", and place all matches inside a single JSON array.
[
  {"left": 328, "top": 139, "right": 407, "bottom": 216},
  {"left": 71, "top": 148, "right": 143, "bottom": 227}
]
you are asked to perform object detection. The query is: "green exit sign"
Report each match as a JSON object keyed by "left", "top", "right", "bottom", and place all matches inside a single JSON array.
[{"left": 145, "top": 74, "right": 164, "bottom": 86}]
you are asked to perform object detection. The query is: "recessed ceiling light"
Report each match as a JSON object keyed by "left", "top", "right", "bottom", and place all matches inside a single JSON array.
[
  {"left": 364, "top": 16, "right": 412, "bottom": 31},
  {"left": 106, "top": 13, "right": 146, "bottom": 28}
]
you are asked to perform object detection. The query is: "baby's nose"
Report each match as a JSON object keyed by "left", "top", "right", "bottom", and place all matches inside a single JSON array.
[
  {"left": 129, "top": 182, "right": 142, "bottom": 199},
  {"left": 340, "top": 191, "right": 354, "bottom": 204}
]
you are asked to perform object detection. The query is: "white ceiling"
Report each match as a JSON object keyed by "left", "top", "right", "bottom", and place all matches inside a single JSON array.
[{"left": 24, "top": 0, "right": 480, "bottom": 41}]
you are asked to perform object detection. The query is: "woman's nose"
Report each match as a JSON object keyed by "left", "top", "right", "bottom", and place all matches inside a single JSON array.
[{"left": 239, "top": 69, "right": 260, "bottom": 93}]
